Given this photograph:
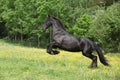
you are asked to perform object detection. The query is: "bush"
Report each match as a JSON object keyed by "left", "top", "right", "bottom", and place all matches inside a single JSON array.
[
  {"left": 70, "top": 14, "right": 92, "bottom": 37},
  {"left": 87, "top": 3, "right": 120, "bottom": 52}
]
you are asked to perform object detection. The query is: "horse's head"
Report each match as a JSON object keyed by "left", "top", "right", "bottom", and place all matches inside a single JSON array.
[
  {"left": 43, "top": 15, "right": 66, "bottom": 32},
  {"left": 42, "top": 15, "right": 53, "bottom": 32}
]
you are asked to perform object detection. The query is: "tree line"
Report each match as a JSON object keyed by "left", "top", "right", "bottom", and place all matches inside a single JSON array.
[{"left": 0, "top": 0, "right": 120, "bottom": 52}]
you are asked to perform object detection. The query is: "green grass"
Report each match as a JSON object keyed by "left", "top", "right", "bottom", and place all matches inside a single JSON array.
[{"left": 0, "top": 40, "right": 120, "bottom": 80}]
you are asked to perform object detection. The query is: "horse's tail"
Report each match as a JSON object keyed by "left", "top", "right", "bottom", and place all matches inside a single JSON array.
[{"left": 93, "top": 43, "right": 109, "bottom": 66}]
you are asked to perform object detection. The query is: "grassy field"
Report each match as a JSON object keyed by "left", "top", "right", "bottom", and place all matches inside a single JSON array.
[{"left": 0, "top": 40, "right": 120, "bottom": 80}]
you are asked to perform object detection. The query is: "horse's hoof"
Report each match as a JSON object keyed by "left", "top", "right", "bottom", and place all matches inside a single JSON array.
[
  {"left": 88, "top": 65, "right": 98, "bottom": 69},
  {"left": 89, "top": 66, "right": 98, "bottom": 69},
  {"left": 53, "top": 50, "right": 60, "bottom": 54},
  {"left": 47, "top": 50, "right": 59, "bottom": 55}
]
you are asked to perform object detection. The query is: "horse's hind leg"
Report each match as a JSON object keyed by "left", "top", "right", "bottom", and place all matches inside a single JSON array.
[
  {"left": 90, "top": 55, "right": 97, "bottom": 68},
  {"left": 82, "top": 50, "right": 97, "bottom": 68}
]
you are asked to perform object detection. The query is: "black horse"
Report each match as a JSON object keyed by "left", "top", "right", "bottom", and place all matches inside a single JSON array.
[{"left": 42, "top": 15, "right": 109, "bottom": 68}]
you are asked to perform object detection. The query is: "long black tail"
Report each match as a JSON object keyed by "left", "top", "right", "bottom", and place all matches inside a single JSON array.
[{"left": 94, "top": 43, "right": 109, "bottom": 66}]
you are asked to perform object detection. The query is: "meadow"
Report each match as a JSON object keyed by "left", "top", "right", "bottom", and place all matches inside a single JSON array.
[{"left": 0, "top": 40, "right": 120, "bottom": 80}]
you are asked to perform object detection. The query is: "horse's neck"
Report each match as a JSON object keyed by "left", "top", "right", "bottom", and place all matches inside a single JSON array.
[
  {"left": 52, "top": 23, "right": 65, "bottom": 32},
  {"left": 52, "top": 23, "right": 66, "bottom": 36}
]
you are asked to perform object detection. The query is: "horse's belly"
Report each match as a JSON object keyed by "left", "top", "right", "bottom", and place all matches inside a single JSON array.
[
  {"left": 54, "top": 35, "right": 81, "bottom": 52},
  {"left": 61, "top": 41, "right": 80, "bottom": 52}
]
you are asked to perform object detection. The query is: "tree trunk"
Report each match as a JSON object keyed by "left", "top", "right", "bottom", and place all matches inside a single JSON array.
[
  {"left": 21, "top": 34, "right": 23, "bottom": 42},
  {"left": 15, "top": 34, "right": 17, "bottom": 41},
  {"left": 20, "top": 25, "right": 23, "bottom": 42},
  {"left": 37, "top": 36, "right": 40, "bottom": 47}
]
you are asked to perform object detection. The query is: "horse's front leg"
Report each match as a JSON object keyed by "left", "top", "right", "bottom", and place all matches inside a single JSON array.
[{"left": 47, "top": 41, "right": 60, "bottom": 55}]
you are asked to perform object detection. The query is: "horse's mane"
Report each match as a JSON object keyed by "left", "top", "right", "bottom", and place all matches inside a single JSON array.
[{"left": 53, "top": 17, "right": 66, "bottom": 30}]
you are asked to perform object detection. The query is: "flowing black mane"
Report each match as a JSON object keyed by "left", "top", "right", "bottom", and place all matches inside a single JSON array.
[{"left": 53, "top": 17, "right": 66, "bottom": 30}]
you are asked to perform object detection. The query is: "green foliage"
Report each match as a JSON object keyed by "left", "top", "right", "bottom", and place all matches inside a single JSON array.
[
  {"left": 0, "top": 0, "right": 120, "bottom": 52},
  {"left": 106, "top": 3, "right": 120, "bottom": 52},
  {"left": 0, "top": 0, "right": 88, "bottom": 47},
  {"left": 71, "top": 14, "right": 92, "bottom": 37},
  {"left": 88, "top": 3, "right": 120, "bottom": 52}
]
